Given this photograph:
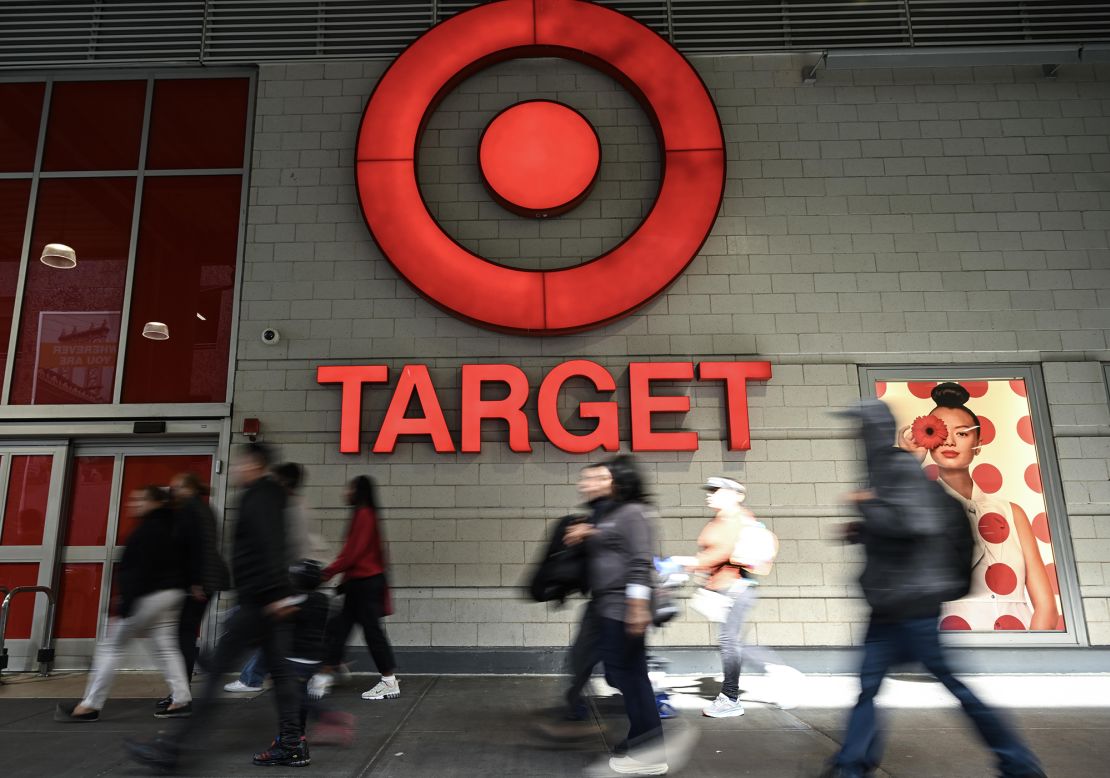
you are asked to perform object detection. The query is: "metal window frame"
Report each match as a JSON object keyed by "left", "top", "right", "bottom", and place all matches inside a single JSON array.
[
  {"left": 0, "top": 65, "right": 255, "bottom": 416},
  {"left": 858, "top": 363, "right": 1088, "bottom": 648}
]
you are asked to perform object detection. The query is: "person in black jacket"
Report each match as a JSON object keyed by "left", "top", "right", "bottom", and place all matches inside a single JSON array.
[
  {"left": 55, "top": 486, "right": 192, "bottom": 722},
  {"left": 127, "top": 442, "right": 309, "bottom": 770},
  {"left": 823, "top": 400, "right": 1044, "bottom": 778},
  {"left": 155, "top": 471, "right": 230, "bottom": 716}
]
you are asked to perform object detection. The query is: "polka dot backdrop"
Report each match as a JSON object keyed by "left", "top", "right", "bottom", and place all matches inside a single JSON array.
[{"left": 877, "top": 379, "right": 1064, "bottom": 633}]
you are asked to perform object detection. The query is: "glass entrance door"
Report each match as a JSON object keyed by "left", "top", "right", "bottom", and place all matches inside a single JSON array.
[
  {"left": 0, "top": 441, "right": 217, "bottom": 671},
  {"left": 0, "top": 442, "right": 68, "bottom": 671},
  {"left": 52, "top": 445, "right": 215, "bottom": 669}
]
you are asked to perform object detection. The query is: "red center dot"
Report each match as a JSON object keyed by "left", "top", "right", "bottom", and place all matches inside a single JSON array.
[{"left": 479, "top": 100, "right": 601, "bottom": 218}]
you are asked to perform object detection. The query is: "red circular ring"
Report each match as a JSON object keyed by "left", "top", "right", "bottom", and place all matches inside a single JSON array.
[{"left": 355, "top": 0, "right": 725, "bottom": 334}]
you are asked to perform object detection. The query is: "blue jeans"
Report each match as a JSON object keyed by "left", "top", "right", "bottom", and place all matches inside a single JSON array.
[
  {"left": 239, "top": 650, "right": 266, "bottom": 687},
  {"left": 835, "top": 616, "right": 1042, "bottom": 777},
  {"left": 598, "top": 617, "right": 662, "bottom": 751}
]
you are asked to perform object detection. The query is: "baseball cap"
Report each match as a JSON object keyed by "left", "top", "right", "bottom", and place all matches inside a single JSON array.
[{"left": 703, "top": 476, "right": 745, "bottom": 494}]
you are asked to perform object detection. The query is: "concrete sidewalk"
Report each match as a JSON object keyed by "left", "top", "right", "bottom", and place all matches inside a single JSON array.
[{"left": 1, "top": 672, "right": 1108, "bottom": 777}]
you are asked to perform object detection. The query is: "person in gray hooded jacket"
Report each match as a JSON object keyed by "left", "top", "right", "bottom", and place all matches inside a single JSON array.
[{"left": 823, "top": 400, "right": 1044, "bottom": 778}]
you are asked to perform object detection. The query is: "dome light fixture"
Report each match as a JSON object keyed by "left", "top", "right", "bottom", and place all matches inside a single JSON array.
[
  {"left": 142, "top": 321, "right": 170, "bottom": 341},
  {"left": 40, "top": 243, "right": 77, "bottom": 269}
]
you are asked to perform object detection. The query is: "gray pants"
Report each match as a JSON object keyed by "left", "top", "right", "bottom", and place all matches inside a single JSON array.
[
  {"left": 719, "top": 584, "right": 782, "bottom": 700},
  {"left": 80, "top": 589, "right": 191, "bottom": 711}
]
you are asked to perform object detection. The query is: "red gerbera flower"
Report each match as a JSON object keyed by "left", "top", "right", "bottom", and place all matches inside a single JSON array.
[{"left": 911, "top": 415, "right": 949, "bottom": 449}]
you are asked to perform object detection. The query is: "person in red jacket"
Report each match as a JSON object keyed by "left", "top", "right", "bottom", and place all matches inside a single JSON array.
[{"left": 311, "top": 476, "right": 398, "bottom": 701}]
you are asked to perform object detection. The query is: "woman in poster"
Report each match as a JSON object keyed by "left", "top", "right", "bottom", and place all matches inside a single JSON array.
[{"left": 899, "top": 383, "right": 1058, "bottom": 631}]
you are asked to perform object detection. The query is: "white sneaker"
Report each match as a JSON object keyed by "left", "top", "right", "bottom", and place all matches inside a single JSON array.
[
  {"left": 608, "top": 754, "right": 669, "bottom": 775},
  {"left": 223, "top": 680, "right": 262, "bottom": 693},
  {"left": 307, "top": 673, "right": 333, "bottom": 700},
  {"left": 766, "top": 664, "right": 804, "bottom": 710},
  {"left": 702, "top": 693, "right": 745, "bottom": 718},
  {"left": 361, "top": 678, "right": 400, "bottom": 700}
]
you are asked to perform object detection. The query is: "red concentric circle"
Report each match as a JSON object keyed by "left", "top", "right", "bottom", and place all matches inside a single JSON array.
[
  {"left": 355, "top": 0, "right": 725, "bottom": 334},
  {"left": 479, "top": 100, "right": 600, "bottom": 217}
]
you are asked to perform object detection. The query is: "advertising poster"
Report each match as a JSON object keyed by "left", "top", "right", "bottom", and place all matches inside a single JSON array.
[
  {"left": 31, "top": 311, "right": 120, "bottom": 404},
  {"left": 877, "top": 379, "right": 1065, "bottom": 633}
]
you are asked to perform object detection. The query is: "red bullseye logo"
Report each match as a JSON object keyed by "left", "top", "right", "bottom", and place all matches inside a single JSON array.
[{"left": 355, "top": 0, "right": 725, "bottom": 334}]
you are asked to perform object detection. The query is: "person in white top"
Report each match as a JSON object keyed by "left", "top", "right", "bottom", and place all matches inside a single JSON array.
[{"left": 898, "top": 382, "right": 1057, "bottom": 631}]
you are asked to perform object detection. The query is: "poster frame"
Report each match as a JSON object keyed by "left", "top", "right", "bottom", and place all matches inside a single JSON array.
[{"left": 858, "top": 363, "right": 1087, "bottom": 647}]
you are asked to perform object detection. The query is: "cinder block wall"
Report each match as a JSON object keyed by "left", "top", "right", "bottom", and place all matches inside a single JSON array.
[{"left": 234, "top": 55, "right": 1110, "bottom": 650}]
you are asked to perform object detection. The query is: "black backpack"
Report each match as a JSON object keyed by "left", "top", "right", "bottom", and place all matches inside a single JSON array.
[{"left": 930, "top": 480, "right": 975, "bottom": 604}]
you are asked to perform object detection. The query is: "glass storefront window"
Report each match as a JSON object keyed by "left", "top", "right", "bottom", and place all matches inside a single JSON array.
[
  {"left": 146, "top": 78, "right": 250, "bottom": 170},
  {"left": 122, "top": 176, "right": 241, "bottom": 403},
  {"left": 0, "top": 82, "right": 44, "bottom": 172},
  {"left": 42, "top": 80, "right": 146, "bottom": 172},
  {"left": 62, "top": 456, "right": 113, "bottom": 546},
  {"left": 0, "top": 454, "right": 53, "bottom": 546},
  {"left": 8, "top": 177, "right": 135, "bottom": 405},
  {"left": 116, "top": 454, "right": 211, "bottom": 543},
  {"left": 0, "top": 180, "right": 32, "bottom": 369},
  {"left": 54, "top": 562, "right": 103, "bottom": 639},
  {"left": 0, "top": 562, "right": 40, "bottom": 639}
]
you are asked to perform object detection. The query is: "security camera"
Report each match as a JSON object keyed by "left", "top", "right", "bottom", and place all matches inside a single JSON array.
[{"left": 260, "top": 328, "right": 281, "bottom": 345}]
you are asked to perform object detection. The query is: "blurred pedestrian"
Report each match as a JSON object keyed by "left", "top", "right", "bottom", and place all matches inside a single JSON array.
[
  {"left": 822, "top": 400, "right": 1044, "bottom": 778},
  {"left": 689, "top": 476, "right": 802, "bottom": 717},
  {"left": 313, "top": 475, "right": 398, "bottom": 702},
  {"left": 159, "top": 472, "right": 230, "bottom": 715},
  {"left": 566, "top": 455, "right": 666, "bottom": 776},
  {"left": 55, "top": 486, "right": 192, "bottom": 722},
  {"left": 225, "top": 462, "right": 327, "bottom": 695},
  {"left": 531, "top": 463, "right": 613, "bottom": 738},
  {"left": 127, "top": 442, "right": 309, "bottom": 770}
]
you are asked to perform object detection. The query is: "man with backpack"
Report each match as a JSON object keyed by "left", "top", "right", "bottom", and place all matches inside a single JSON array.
[{"left": 824, "top": 400, "right": 1045, "bottom": 778}]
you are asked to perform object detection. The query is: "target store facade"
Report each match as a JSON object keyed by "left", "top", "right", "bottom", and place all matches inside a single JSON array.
[{"left": 1, "top": 0, "right": 1109, "bottom": 672}]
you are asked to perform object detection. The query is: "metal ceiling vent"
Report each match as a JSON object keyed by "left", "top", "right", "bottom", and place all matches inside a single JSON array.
[{"left": 0, "top": 1, "right": 1108, "bottom": 68}]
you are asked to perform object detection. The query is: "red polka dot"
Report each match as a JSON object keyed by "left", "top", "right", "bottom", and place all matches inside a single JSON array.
[
  {"left": 1055, "top": 616, "right": 1066, "bottom": 631},
  {"left": 976, "top": 415, "right": 995, "bottom": 446},
  {"left": 940, "top": 615, "right": 971, "bottom": 631},
  {"left": 1025, "top": 464, "right": 1042, "bottom": 493},
  {"left": 994, "top": 615, "right": 1026, "bottom": 631},
  {"left": 985, "top": 563, "right": 1018, "bottom": 595},
  {"left": 875, "top": 381, "right": 887, "bottom": 398},
  {"left": 1031, "top": 512, "right": 1051, "bottom": 543},
  {"left": 908, "top": 381, "right": 938, "bottom": 399},
  {"left": 972, "top": 463, "right": 1003, "bottom": 493},
  {"left": 1046, "top": 563, "right": 1059, "bottom": 595},
  {"left": 1016, "top": 415, "right": 1034, "bottom": 445},
  {"left": 961, "top": 381, "right": 988, "bottom": 398},
  {"left": 1009, "top": 379, "right": 1027, "bottom": 397},
  {"left": 923, "top": 464, "right": 940, "bottom": 481},
  {"left": 978, "top": 512, "right": 1009, "bottom": 544}
]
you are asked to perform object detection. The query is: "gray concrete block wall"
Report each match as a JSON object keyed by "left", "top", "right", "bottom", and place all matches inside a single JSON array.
[{"left": 235, "top": 55, "right": 1110, "bottom": 649}]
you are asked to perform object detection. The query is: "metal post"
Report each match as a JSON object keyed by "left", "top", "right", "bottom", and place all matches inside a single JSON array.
[{"left": 0, "top": 586, "right": 57, "bottom": 677}]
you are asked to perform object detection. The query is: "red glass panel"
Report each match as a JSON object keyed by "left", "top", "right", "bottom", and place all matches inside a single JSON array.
[
  {"left": 1, "top": 455, "right": 53, "bottom": 546},
  {"left": 116, "top": 455, "right": 211, "bottom": 544},
  {"left": 121, "top": 176, "right": 240, "bottom": 403},
  {"left": 0, "top": 82, "right": 45, "bottom": 172},
  {"left": 54, "top": 563, "right": 103, "bottom": 639},
  {"left": 147, "top": 78, "right": 249, "bottom": 170},
  {"left": 63, "top": 457, "right": 114, "bottom": 546},
  {"left": 9, "top": 177, "right": 134, "bottom": 405},
  {"left": 43, "top": 81, "right": 146, "bottom": 171},
  {"left": 0, "top": 179, "right": 32, "bottom": 367},
  {"left": 0, "top": 563, "right": 40, "bottom": 639}
]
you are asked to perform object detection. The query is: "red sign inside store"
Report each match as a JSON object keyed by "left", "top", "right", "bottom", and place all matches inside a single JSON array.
[{"left": 318, "top": 360, "right": 771, "bottom": 455}]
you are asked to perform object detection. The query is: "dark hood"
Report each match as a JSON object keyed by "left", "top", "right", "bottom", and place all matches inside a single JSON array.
[{"left": 843, "top": 399, "right": 898, "bottom": 479}]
